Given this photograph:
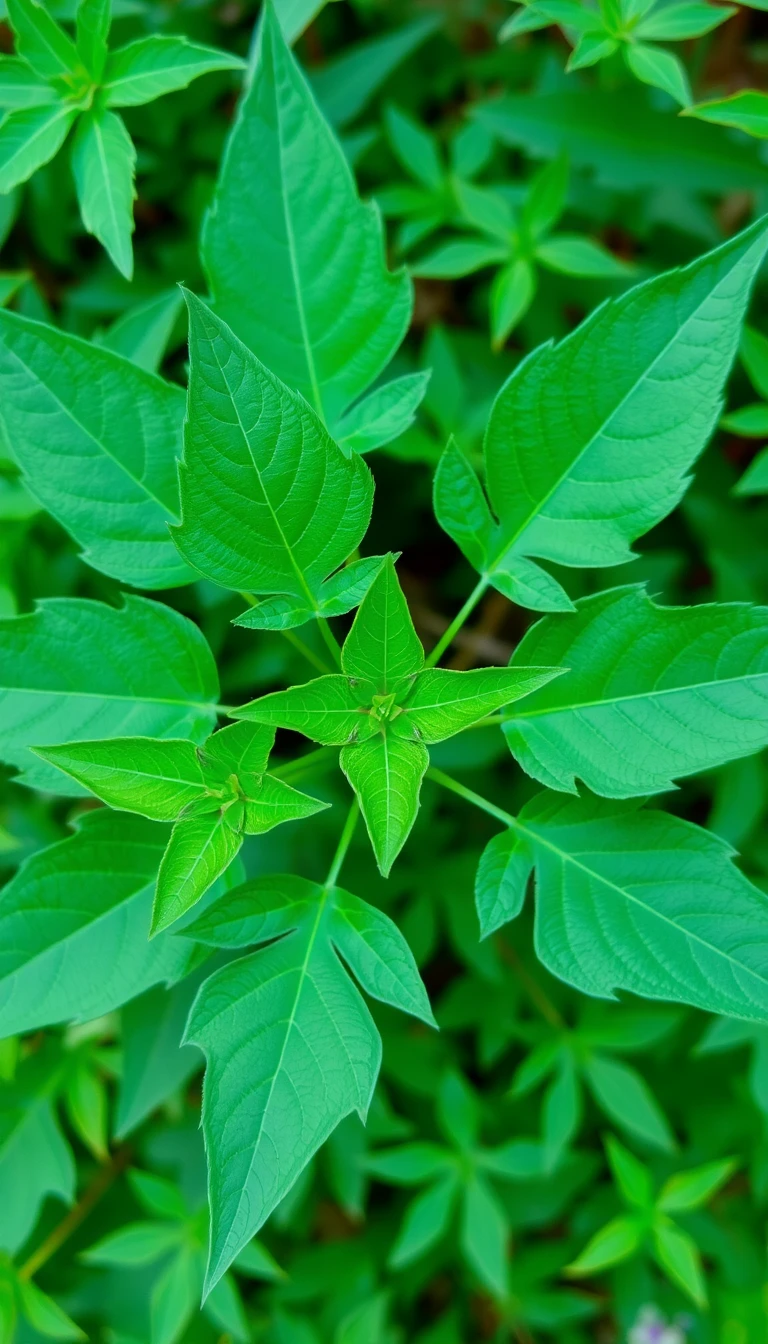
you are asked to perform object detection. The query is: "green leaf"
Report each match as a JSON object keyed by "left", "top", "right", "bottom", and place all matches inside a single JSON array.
[
  {"left": 435, "top": 218, "right": 768, "bottom": 611},
  {"left": 150, "top": 1247, "right": 201, "bottom": 1344},
  {"left": 203, "top": 1273, "right": 248, "bottom": 1342},
  {"left": 657, "top": 1158, "right": 737, "bottom": 1212},
  {"left": 335, "top": 372, "right": 431, "bottom": 455},
  {"left": 17, "top": 1279, "right": 85, "bottom": 1340},
  {"left": 566, "top": 33, "right": 619, "bottom": 71},
  {"left": 173, "top": 293, "right": 374, "bottom": 607},
  {"left": 0, "top": 595, "right": 218, "bottom": 793},
  {"left": 635, "top": 1, "right": 734, "bottom": 38},
  {"left": 736, "top": 448, "right": 768, "bottom": 496},
  {"left": 410, "top": 238, "right": 509, "bottom": 279},
  {"left": 685, "top": 89, "right": 768, "bottom": 137},
  {"left": 0, "top": 812, "right": 190, "bottom": 1036},
  {"left": 184, "top": 874, "right": 432, "bottom": 1290},
  {"left": 535, "top": 234, "right": 631, "bottom": 277},
  {"left": 623, "top": 42, "right": 691, "bottom": 107},
  {"left": 95, "top": 289, "right": 184, "bottom": 374},
  {"left": 0, "top": 1058, "right": 75, "bottom": 1254},
  {"left": 490, "top": 258, "right": 536, "bottom": 348},
  {"left": 437, "top": 1070, "right": 479, "bottom": 1151},
  {"left": 102, "top": 36, "right": 244, "bottom": 108},
  {"left": 116, "top": 979, "right": 203, "bottom": 1137},
  {"left": 542, "top": 1054, "right": 581, "bottom": 1170},
  {"left": 0, "top": 57, "right": 57, "bottom": 110},
  {"left": 365, "top": 1143, "right": 454, "bottom": 1185},
  {"left": 152, "top": 813, "right": 243, "bottom": 936},
  {"left": 652, "top": 1219, "right": 706, "bottom": 1306},
  {"left": 309, "top": 15, "right": 439, "bottom": 128},
  {"left": 475, "top": 828, "right": 531, "bottom": 938},
  {"left": 6, "top": 0, "right": 80, "bottom": 80},
  {"left": 33, "top": 738, "right": 210, "bottom": 821},
  {"left": 566, "top": 1215, "right": 644, "bottom": 1276},
  {"left": 521, "top": 153, "right": 568, "bottom": 237},
  {"left": 233, "top": 557, "right": 389, "bottom": 631},
  {"left": 490, "top": 791, "right": 768, "bottom": 1021},
  {"left": 202, "top": 2, "right": 410, "bottom": 426},
  {"left": 75, "top": 0, "right": 110, "bottom": 79},
  {"left": 0, "top": 310, "right": 192, "bottom": 588},
  {"left": 389, "top": 1175, "right": 459, "bottom": 1267},
  {"left": 461, "top": 1177, "right": 509, "bottom": 1298},
  {"left": 504, "top": 586, "right": 768, "bottom": 796},
  {"left": 341, "top": 734, "right": 429, "bottom": 876},
  {"left": 65, "top": 1060, "right": 108, "bottom": 1158},
  {"left": 398, "top": 665, "right": 561, "bottom": 743},
  {"left": 605, "top": 1134, "right": 654, "bottom": 1209},
  {"left": 130, "top": 1170, "right": 189, "bottom": 1220},
  {"left": 385, "top": 103, "right": 443, "bottom": 191},
  {"left": 83, "top": 1222, "right": 184, "bottom": 1267},
  {"left": 0, "top": 103, "right": 77, "bottom": 194},
  {"left": 721, "top": 403, "right": 768, "bottom": 436},
  {"left": 237, "top": 675, "right": 367, "bottom": 747},
  {"left": 72, "top": 107, "right": 136, "bottom": 279},
  {"left": 583, "top": 1054, "right": 675, "bottom": 1151},
  {"left": 342, "top": 554, "right": 424, "bottom": 687}
]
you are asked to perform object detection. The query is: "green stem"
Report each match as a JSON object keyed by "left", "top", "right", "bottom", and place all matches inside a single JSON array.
[
  {"left": 271, "top": 746, "right": 337, "bottom": 784},
  {"left": 238, "top": 591, "right": 333, "bottom": 676},
  {"left": 425, "top": 576, "right": 489, "bottom": 669},
  {"left": 19, "top": 1145, "right": 131, "bottom": 1281},
  {"left": 427, "top": 766, "right": 514, "bottom": 828},
  {"left": 324, "top": 801, "right": 359, "bottom": 888},
  {"left": 316, "top": 614, "right": 343, "bottom": 669}
]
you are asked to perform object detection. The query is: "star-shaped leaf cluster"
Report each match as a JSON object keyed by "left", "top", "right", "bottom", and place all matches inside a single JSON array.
[
  {"left": 236, "top": 557, "right": 561, "bottom": 874},
  {"left": 34, "top": 721, "right": 327, "bottom": 935}
]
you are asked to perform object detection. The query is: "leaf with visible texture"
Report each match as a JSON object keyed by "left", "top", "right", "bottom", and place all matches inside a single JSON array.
[
  {"left": 483, "top": 792, "right": 768, "bottom": 1022},
  {"left": 0, "top": 310, "right": 192, "bottom": 587},
  {"left": 341, "top": 733, "right": 429, "bottom": 876},
  {"left": 237, "top": 676, "right": 367, "bottom": 747},
  {"left": 201, "top": 2, "right": 410, "bottom": 426},
  {"left": 102, "top": 36, "right": 244, "bottom": 107},
  {"left": 0, "top": 103, "right": 77, "bottom": 194},
  {"left": 152, "top": 814, "right": 244, "bottom": 937},
  {"left": 6, "top": 0, "right": 80, "bottom": 79},
  {"left": 336, "top": 372, "right": 431, "bottom": 455},
  {"left": 76, "top": 0, "right": 110, "bottom": 79},
  {"left": 116, "top": 979, "right": 203, "bottom": 1137},
  {"left": 475, "top": 829, "right": 531, "bottom": 938},
  {"left": 173, "top": 294, "right": 373, "bottom": 607},
  {"left": 342, "top": 555, "right": 423, "bottom": 688},
  {"left": 0, "top": 812, "right": 190, "bottom": 1037},
  {"left": 398, "top": 666, "right": 562, "bottom": 744},
  {"left": 233, "top": 556, "right": 389, "bottom": 631},
  {"left": 33, "top": 737, "right": 210, "bottom": 821},
  {"left": 183, "top": 874, "right": 432, "bottom": 1291},
  {"left": 504, "top": 586, "right": 768, "bottom": 796},
  {"left": 72, "top": 107, "right": 136, "bottom": 279},
  {"left": 435, "top": 219, "right": 768, "bottom": 611},
  {"left": 0, "top": 596, "right": 218, "bottom": 793},
  {"left": 0, "top": 58, "right": 57, "bottom": 110},
  {"left": 686, "top": 89, "right": 768, "bottom": 138}
]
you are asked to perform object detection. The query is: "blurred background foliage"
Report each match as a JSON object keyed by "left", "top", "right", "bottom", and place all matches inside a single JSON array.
[{"left": 2, "top": 0, "right": 768, "bottom": 1340}]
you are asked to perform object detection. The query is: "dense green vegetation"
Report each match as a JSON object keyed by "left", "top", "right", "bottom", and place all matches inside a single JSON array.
[{"left": 2, "top": 1, "right": 768, "bottom": 1340}]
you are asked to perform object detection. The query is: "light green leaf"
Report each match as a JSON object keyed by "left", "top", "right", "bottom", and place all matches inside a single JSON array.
[
  {"left": 0, "top": 1060, "right": 75, "bottom": 1254},
  {"left": 542, "top": 1054, "right": 581, "bottom": 1170},
  {"left": 0, "top": 595, "right": 218, "bottom": 792},
  {"left": 436, "top": 218, "right": 768, "bottom": 609},
  {"left": 385, "top": 103, "right": 443, "bottom": 191},
  {"left": 83, "top": 1221, "right": 184, "bottom": 1267},
  {"left": 173, "top": 293, "right": 374, "bottom": 606},
  {"left": 33, "top": 737, "right": 210, "bottom": 821},
  {"left": 18, "top": 1279, "right": 85, "bottom": 1340},
  {"left": 335, "top": 372, "right": 431, "bottom": 454},
  {"left": 102, "top": 35, "right": 244, "bottom": 108},
  {"left": 72, "top": 107, "right": 136, "bottom": 279},
  {"left": 150, "top": 1247, "right": 201, "bottom": 1344},
  {"left": 184, "top": 875, "right": 431, "bottom": 1291},
  {"left": 461, "top": 1177, "right": 509, "bottom": 1298},
  {"left": 202, "top": 2, "right": 410, "bottom": 426},
  {"left": 65, "top": 1061, "right": 108, "bottom": 1157},
  {"left": 567, "top": 35, "right": 619, "bottom": 72},
  {"left": 605, "top": 1134, "right": 654, "bottom": 1209},
  {"left": 735, "top": 448, "right": 768, "bottom": 495},
  {"left": 535, "top": 233, "right": 631, "bottom": 277},
  {"left": 398, "top": 665, "right": 562, "bottom": 744},
  {"left": 341, "top": 733, "right": 429, "bottom": 876},
  {"left": 6, "top": 0, "right": 80, "bottom": 79},
  {"left": 521, "top": 152, "right": 568, "bottom": 238},
  {"left": 624, "top": 42, "right": 691, "bottom": 107},
  {"left": 652, "top": 1219, "right": 706, "bottom": 1306},
  {"left": 494, "top": 791, "right": 768, "bottom": 1021},
  {"left": 130, "top": 1170, "right": 188, "bottom": 1220},
  {"left": 721, "top": 403, "right": 768, "bottom": 436},
  {"left": 657, "top": 1158, "right": 737, "bottom": 1212},
  {"left": 635, "top": 1, "right": 734, "bottom": 38},
  {"left": 233, "top": 1238, "right": 285, "bottom": 1281},
  {"left": 237, "top": 675, "right": 366, "bottom": 747},
  {"left": 95, "top": 289, "right": 184, "bottom": 373},
  {"left": 0, "top": 102, "right": 77, "bottom": 193},
  {"left": 233, "top": 556, "right": 389, "bottom": 631},
  {"left": 242, "top": 774, "right": 329, "bottom": 834},
  {"left": 342, "top": 554, "right": 424, "bottom": 688},
  {"left": 364, "top": 1143, "right": 454, "bottom": 1185},
  {"left": 566, "top": 1216, "right": 644, "bottom": 1275},
  {"left": 475, "top": 828, "right": 532, "bottom": 938},
  {"left": 0, "top": 57, "right": 57, "bottom": 109},
  {"left": 75, "top": 0, "right": 110, "bottom": 79},
  {"left": 0, "top": 310, "right": 192, "bottom": 588},
  {"left": 686, "top": 89, "right": 768, "bottom": 137},
  {"left": 152, "top": 813, "right": 243, "bottom": 936},
  {"left": 504, "top": 586, "right": 768, "bottom": 796},
  {"left": 203, "top": 1273, "right": 248, "bottom": 1342},
  {"left": 411, "top": 238, "right": 509, "bottom": 279},
  {"left": 584, "top": 1054, "right": 675, "bottom": 1151},
  {"left": 490, "top": 258, "right": 536, "bottom": 348},
  {"left": 0, "top": 812, "right": 190, "bottom": 1036},
  {"left": 389, "top": 1175, "right": 459, "bottom": 1268}
]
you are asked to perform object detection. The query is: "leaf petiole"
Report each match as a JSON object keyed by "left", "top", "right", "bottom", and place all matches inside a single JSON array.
[
  {"left": 425, "top": 576, "right": 489, "bottom": 668},
  {"left": 324, "top": 801, "right": 359, "bottom": 888}
]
